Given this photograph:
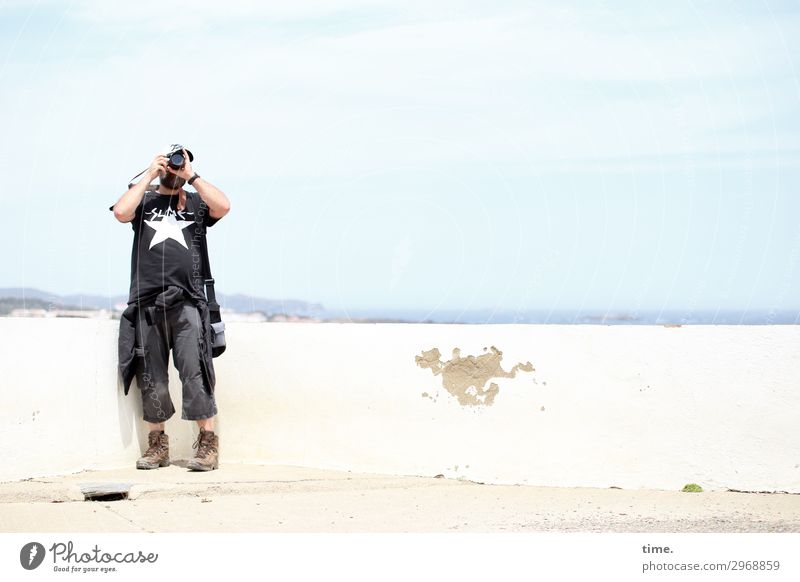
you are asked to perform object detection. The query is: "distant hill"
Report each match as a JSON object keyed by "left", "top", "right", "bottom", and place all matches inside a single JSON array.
[
  {"left": 1, "top": 288, "right": 796, "bottom": 324},
  {"left": 0, "top": 287, "right": 323, "bottom": 316},
  {"left": 218, "top": 293, "right": 323, "bottom": 316},
  {"left": 0, "top": 296, "right": 87, "bottom": 315},
  {"left": 0, "top": 287, "right": 117, "bottom": 310}
]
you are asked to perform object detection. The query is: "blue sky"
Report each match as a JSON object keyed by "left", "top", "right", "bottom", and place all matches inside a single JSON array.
[{"left": 0, "top": 0, "right": 798, "bottom": 315}]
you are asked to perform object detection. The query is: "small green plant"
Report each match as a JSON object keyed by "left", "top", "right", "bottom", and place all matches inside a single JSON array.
[{"left": 682, "top": 483, "right": 703, "bottom": 493}]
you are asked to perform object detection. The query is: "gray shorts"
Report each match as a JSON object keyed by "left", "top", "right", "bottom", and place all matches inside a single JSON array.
[{"left": 133, "top": 301, "right": 218, "bottom": 422}]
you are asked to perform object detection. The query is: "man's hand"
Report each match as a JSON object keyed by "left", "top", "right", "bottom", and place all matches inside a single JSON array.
[
  {"left": 165, "top": 148, "right": 194, "bottom": 180},
  {"left": 147, "top": 154, "right": 169, "bottom": 180}
]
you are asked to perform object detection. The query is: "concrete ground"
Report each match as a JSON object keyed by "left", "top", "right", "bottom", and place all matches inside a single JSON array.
[{"left": 1, "top": 464, "right": 798, "bottom": 533}]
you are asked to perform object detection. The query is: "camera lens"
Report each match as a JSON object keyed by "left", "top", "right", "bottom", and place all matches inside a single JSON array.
[{"left": 168, "top": 153, "right": 185, "bottom": 169}]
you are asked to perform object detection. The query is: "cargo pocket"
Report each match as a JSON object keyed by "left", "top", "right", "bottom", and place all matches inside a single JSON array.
[{"left": 133, "top": 345, "right": 151, "bottom": 388}]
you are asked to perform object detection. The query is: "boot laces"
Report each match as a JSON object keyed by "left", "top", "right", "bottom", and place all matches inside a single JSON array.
[
  {"left": 145, "top": 433, "right": 164, "bottom": 456},
  {"left": 193, "top": 431, "right": 213, "bottom": 456}
]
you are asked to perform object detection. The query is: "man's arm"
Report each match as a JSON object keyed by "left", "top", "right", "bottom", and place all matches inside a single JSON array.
[
  {"left": 165, "top": 149, "right": 231, "bottom": 219},
  {"left": 111, "top": 155, "right": 167, "bottom": 223},
  {"left": 192, "top": 177, "right": 231, "bottom": 219}
]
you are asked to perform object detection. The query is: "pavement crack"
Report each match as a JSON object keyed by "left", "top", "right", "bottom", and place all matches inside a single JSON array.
[{"left": 100, "top": 503, "right": 152, "bottom": 533}]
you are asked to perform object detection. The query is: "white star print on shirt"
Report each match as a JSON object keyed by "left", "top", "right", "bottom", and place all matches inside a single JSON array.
[{"left": 144, "top": 208, "right": 194, "bottom": 250}]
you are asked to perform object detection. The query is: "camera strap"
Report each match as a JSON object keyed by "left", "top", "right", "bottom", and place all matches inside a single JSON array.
[
  {"left": 198, "top": 222, "right": 221, "bottom": 321},
  {"left": 127, "top": 167, "right": 153, "bottom": 189},
  {"left": 197, "top": 210, "right": 225, "bottom": 359}
]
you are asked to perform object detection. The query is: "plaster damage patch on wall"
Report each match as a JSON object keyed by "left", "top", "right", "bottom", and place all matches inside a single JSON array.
[{"left": 415, "top": 346, "right": 535, "bottom": 406}]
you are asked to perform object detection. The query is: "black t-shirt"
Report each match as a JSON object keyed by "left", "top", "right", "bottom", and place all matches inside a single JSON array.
[{"left": 109, "top": 190, "right": 221, "bottom": 305}]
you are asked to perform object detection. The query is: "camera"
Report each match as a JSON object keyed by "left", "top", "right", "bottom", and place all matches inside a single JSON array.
[{"left": 165, "top": 144, "right": 194, "bottom": 170}]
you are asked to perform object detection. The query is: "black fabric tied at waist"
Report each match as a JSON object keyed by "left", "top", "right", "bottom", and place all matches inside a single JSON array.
[
  {"left": 117, "top": 285, "right": 216, "bottom": 396},
  {"left": 143, "top": 285, "right": 184, "bottom": 326}
]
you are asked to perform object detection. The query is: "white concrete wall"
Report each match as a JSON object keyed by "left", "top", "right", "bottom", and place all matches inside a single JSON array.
[{"left": 1, "top": 318, "right": 798, "bottom": 492}]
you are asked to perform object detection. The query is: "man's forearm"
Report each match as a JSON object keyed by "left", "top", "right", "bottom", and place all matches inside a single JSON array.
[
  {"left": 113, "top": 174, "right": 154, "bottom": 220},
  {"left": 193, "top": 177, "right": 231, "bottom": 218}
]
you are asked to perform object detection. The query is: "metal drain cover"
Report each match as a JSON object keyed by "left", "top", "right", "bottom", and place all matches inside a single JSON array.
[{"left": 79, "top": 483, "right": 133, "bottom": 502}]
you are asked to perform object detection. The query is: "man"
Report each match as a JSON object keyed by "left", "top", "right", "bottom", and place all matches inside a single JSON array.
[{"left": 110, "top": 146, "right": 230, "bottom": 471}]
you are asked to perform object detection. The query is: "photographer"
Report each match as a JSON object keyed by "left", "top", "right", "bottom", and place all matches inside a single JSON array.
[{"left": 109, "top": 146, "right": 230, "bottom": 471}]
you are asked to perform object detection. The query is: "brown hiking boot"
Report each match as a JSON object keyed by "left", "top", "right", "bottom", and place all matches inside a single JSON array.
[
  {"left": 187, "top": 428, "right": 219, "bottom": 471},
  {"left": 136, "top": 431, "right": 170, "bottom": 469}
]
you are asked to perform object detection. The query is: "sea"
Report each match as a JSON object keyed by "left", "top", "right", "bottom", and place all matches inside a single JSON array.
[{"left": 312, "top": 307, "right": 800, "bottom": 325}]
